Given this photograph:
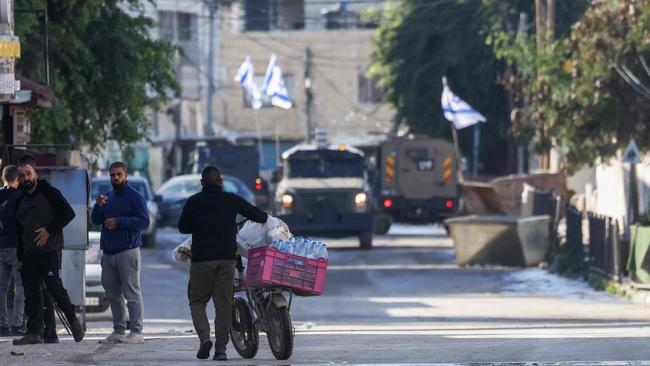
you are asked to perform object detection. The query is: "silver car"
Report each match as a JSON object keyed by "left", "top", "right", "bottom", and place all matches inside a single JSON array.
[{"left": 84, "top": 231, "right": 111, "bottom": 320}]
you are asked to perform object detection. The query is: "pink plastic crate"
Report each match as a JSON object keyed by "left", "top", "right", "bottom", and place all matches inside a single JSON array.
[{"left": 246, "top": 246, "right": 328, "bottom": 296}]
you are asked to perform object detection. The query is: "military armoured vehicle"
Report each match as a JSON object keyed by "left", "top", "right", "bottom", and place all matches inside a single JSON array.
[
  {"left": 274, "top": 143, "right": 374, "bottom": 249},
  {"left": 372, "top": 135, "right": 460, "bottom": 233}
]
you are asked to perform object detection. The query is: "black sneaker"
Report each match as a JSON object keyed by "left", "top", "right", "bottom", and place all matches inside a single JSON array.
[
  {"left": 43, "top": 336, "right": 59, "bottom": 344},
  {"left": 0, "top": 326, "right": 10, "bottom": 337},
  {"left": 11, "top": 326, "right": 25, "bottom": 336},
  {"left": 213, "top": 352, "right": 227, "bottom": 361},
  {"left": 12, "top": 333, "right": 43, "bottom": 345},
  {"left": 70, "top": 318, "right": 85, "bottom": 342},
  {"left": 196, "top": 339, "right": 213, "bottom": 359}
]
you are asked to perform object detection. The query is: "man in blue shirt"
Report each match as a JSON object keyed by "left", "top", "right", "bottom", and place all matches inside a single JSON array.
[{"left": 92, "top": 162, "right": 149, "bottom": 344}]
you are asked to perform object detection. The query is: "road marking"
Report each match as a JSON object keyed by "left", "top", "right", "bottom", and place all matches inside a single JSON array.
[{"left": 327, "top": 263, "right": 459, "bottom": 270}]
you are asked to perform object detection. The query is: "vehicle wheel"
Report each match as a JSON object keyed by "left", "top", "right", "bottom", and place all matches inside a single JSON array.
[
  {"left": 230, "top": 297, "right": 259, "bottom": 359},
  {"left": 373, "top": 216, "right": 392, "bottom": 235},
  {"left": 359, "top": 231, "right": 373, "bottom": 250},
  {"left": 142, "top": 230, "right": 156, "bottom": 248},
  {"left": 266, "top": 304, "right": 293, "bottom": 360}
]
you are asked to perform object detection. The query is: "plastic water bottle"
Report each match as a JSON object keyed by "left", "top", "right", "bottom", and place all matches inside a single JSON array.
[
  {"left": 305, "top": 239, "right": 313, "bottom": 257},
  {"left": 296, "top": 239, "right": 305, "bottom": 257},
  {"left": 310, "top": 240, "right": 318, "bottom": 259},
  {"left": 275, "top": 240, "right": 285, "bottom": 253},
  {"left": 287, "top": 237, "right": 296, "bottom": 255},
  {"left": 317, "top": 242, "right": 328, "bottom": 259}
]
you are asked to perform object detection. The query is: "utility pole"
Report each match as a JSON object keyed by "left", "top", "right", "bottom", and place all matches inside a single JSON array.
[
  {"left": 546, "top": 0, "right": 555, "bottom": 43},
  {"left": 535, "top": 0, "right": 555, "bottom": 170},
  {"left": 304, "top": 47, "right": 313, "bottom": 143},
  {"left": 516, "top": 12, "right": 528, "bottom": 174},
  {"left": 205, "top": 0, "right": 218, "bottom": 137},
  {"left": 535, "top": 0, "right": 545, "bottom": 52}
]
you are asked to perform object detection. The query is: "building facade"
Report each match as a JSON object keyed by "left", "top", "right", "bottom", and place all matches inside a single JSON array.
[{"left": 215, "top": 0, "right": 394, "bottom": 157}]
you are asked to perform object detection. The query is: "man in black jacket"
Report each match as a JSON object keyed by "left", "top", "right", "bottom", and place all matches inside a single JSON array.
[
  {"left": 0, "top": 165, "right": 24, "bottom": 336},
  {"left": 178, "top": 166, "right": 267, "bottom": 361},
  {"left": 12, "top": 159, "right": 85, "bottom": 345}
]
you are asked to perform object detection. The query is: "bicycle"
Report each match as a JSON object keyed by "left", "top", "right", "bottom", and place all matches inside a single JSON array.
[{"left": 230, "top": 256, "right": 294, "bottom": 360}]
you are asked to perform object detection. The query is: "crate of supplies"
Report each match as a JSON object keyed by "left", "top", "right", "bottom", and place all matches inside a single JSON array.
[{"left": 246, "top": 246, "right": 327, "bottom": 296}]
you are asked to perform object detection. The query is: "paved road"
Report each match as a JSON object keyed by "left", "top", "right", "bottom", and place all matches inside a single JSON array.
[{"left": 2, "top": 224, "right": 650, "bottom": 365}]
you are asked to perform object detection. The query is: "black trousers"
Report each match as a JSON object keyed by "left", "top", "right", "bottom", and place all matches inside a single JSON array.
[{"left": 21, "top": 251, "right": 77, "bottom": 336}]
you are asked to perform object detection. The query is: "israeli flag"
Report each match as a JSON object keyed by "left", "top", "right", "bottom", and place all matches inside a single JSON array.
[
  {"left": 261, "top": 54, "right": 293, "bottom": 110},
  {"left": 234, "top": 56, "right": 262, "bottom": 110},
  {"left": 441, "top": 76, "right": 486, "bottom": 129}
]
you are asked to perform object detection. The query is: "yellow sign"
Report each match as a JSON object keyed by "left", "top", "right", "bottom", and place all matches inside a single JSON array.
[{"left": 0, "top": 36, "right": 20, "bottom": 59}]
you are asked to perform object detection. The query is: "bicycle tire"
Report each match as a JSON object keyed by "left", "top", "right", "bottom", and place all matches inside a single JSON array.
[
  {"left": 230, "top": 297, "right": 259, "bottom": 359},
  {"left": 266, "top": 304, "right": 294, "bottom": 360}
]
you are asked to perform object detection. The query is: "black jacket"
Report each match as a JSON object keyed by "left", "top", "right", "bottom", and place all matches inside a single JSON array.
[
  {"left": 16, "top": 179, "right": 76, "bottom": 261},
  {"left": 0, "top": 186, "right": 22, "bottom": 249},
  {"left": 178, "top": 185, "right": 268, "bottom": 262}
]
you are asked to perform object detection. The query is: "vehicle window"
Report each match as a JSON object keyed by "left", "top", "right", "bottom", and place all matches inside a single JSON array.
[
  {"left": 288, "top": 158, "right": 364, "bottom": 178},
  {"left": 157, "top": 179, "right": 202, "bottom": 199},
  {"left": 129, "top": 181, "right": 148, "bottom": 199},
  {"left": 222, "top": 179, "right": 239, "bottom": 194},
  {"left": 91, "top": 181, "right": 112, "bottom": 199},
  {"left": 406, "top": 148, "right": 429, "bottom": 161}
]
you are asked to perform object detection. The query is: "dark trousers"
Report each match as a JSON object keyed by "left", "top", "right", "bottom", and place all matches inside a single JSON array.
[
  {"left": 42, "top": 287, "right": 57, "bottom": 338},
  {"left": 188, "top": 260, "right": 235, "bottom": 352},
  {"left": 21, "top": 251, "right": 77, "bottom": 336}
]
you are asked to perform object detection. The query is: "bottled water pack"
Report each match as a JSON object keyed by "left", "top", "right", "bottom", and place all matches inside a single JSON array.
[{"left": 270, "top": 237, "right": 328, "bottom": 259}]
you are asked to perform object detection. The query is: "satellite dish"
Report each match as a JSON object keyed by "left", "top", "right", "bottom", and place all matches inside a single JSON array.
[{"left": 0, "top": 0, "right": 12, "bottom": 26}]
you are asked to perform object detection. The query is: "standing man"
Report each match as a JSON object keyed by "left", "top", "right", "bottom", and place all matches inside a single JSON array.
[
  {"left": 0, "top": 165, "right": 24, "bottom": 336},
  {"left": 13, "top": 157, "right": 85, "bottom": 345},
  {"left": 92, "top": 162, "right": 149, "bottom": 344},
  {"left": 178, "top": 166, "right": 267, "bottom": 361}
]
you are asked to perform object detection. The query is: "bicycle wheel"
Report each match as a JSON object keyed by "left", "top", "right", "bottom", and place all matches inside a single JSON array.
[
  {"left": 266, "top": 304, "right": 294, "bottom": 360},
  {"left": 230, "top": 297, "right": 259, "bottom": 359}
]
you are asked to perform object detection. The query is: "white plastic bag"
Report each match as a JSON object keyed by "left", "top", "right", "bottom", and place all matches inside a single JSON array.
[
  {"left": 266, "top": 216, "right": 292, "bottom": 242},
  {"left": 236, "top": 216, "right": 293, "bottom": 257},
  {"left": 236, "top": 221, "right": 268, "bottom": 251},
  {"left": 172, "top": 237, "right": 192, "bottom": 269}
]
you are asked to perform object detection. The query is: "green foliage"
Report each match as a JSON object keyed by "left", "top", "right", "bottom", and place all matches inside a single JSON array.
[
  {"left": 14, "top": 0, "right": 179, "bottom": 156},
  {"left": 490, "top": 0, "right": 650, "bottom": 171}
]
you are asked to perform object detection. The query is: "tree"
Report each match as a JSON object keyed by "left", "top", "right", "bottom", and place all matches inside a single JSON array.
[
  {"left": 491, "top": 0, "right": 650, "bottom": 170},
  {"left": 369, "top": 0, "right": 588, "bottom": 174},
  {"left": 370, "top": 0, "right": 511, "bottom": 175},
  {"left": 14, "top": 0, "right": 178, "bottom": 156}
]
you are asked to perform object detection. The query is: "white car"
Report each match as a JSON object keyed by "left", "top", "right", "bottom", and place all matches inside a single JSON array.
[{"left": 84, "top": 231, "right": 111, "bottom": 321}]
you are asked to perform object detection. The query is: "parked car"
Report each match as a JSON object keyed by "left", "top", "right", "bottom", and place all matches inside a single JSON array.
[
  {"left": 85, "top": 231, "right": 111, "bottom": 321},
  {"left": 156, "top": 174, "right": 256, "bottom": 227},
  {"left": 91, "top": 176, "right": 161, "bottom": 248}
]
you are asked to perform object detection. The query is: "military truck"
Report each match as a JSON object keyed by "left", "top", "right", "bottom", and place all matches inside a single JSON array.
[
  {"left": 274, "top": 144, "right": 374, "bottom": 249},
  {"left": 372, "top": 135, "right": 460, "bottom": 233}
]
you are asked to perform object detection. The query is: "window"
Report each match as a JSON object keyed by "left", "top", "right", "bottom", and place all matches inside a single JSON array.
[
  {"left": 242, "top": 74, "right": 295, "bottom": 108},
  {"left": 158, "top": 11, "right": 175, "bottom": 41},
  {"left": 177, "top": 13, "right": 195, "bottom": 41},
  {"left": 157, "top": 11, "right": 196, "bottom": 42},
  {"left": 358, "top": 73, "right": 384, "bottom": 104},
  {"left": 242, "top": 0, "right": 305, "bottom": 31},
  {"left": 286, "top": 151, "right": 365, "bottom": 178},
  {"left": 244, "top": 0, "right": 270, "bottom": 31}
]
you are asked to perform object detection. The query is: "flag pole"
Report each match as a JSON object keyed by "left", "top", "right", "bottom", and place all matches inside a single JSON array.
[
  {"left": 451, "top": 125, "right": 464, "bottom": 183},
  {"left": 472, "top": 124, "right": 480, "bottom": 176}
]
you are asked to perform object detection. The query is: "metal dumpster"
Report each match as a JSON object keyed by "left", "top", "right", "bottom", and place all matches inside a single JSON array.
[{"left": 445, "top": 215, "right": 550, "bottom": 267}]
